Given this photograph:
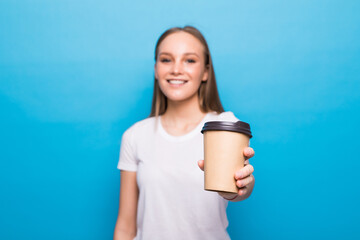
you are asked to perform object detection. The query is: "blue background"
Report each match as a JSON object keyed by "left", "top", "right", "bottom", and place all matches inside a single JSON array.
[{"left": 1, "top": 0, "right": 359, "bottom": 239}]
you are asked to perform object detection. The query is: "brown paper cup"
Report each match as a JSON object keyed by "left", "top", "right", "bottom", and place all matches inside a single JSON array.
[{"left": 201, "top": 121, "right": 252, "bottom": 194}]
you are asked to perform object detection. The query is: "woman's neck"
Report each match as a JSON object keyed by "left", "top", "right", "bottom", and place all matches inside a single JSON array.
[{"left": 161, "top": 96, "right": 206, "bottom": 136}]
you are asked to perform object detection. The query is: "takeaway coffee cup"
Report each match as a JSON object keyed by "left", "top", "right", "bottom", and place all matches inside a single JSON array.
[{"left": 201, "top": 121, "right": 252, "bottom": 193}]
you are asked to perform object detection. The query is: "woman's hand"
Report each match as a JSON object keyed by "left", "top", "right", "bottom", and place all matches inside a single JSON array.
[{"left": 197, "top": 147, "right": 255, "bottom": 201}]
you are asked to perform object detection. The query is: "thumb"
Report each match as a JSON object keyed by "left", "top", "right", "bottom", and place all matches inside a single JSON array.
[{"left": 197, "top": 160, "right": 204, "bottom": 171}]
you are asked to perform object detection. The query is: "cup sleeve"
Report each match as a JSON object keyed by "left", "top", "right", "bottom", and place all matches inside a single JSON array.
[{"left": 117, "top": 128, "right": 138, "bottom": 172}]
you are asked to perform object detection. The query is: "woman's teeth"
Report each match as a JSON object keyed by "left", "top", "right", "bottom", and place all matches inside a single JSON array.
[{"left": 168, "top": 80, "right": 186, "bottom": 85}]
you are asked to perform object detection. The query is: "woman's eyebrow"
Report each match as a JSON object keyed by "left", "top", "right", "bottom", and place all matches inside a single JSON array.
[
  {"left": 159, "top": 52, "right": 199, "bottom": 57},
  {"left": 184, "top": 52, "right": 199, "bottom": 57}
]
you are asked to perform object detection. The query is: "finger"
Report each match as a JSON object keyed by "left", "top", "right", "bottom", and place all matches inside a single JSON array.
[
  {"left": 236, "top": 175, "right": 254, "bottom": 188},
  {"left": 238, "top": 187, "right": 248, "bottom": 196},
  {"left": 235, "top": 164, "right": 254, "bottom": 180},
  {"left": 197, "top": 160, "right": 204, "bottom": 171},
  {"left": 244, "top": 159, "right": 249, "bottom": 165},
  {"left": 244, "top": 147, "right": 255, "bottom": 160}
]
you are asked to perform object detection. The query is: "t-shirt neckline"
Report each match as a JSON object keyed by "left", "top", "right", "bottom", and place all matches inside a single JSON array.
[{"left": 158, "top": 112, "right": 213, "bottom": 142}]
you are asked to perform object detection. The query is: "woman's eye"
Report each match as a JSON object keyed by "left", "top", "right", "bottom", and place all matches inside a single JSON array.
[
  {"left": 186, "top": 59, "right": 196, "bottom": 63},
  {"left": 160, "top": 58, "right": 171, "bottom": 63}
]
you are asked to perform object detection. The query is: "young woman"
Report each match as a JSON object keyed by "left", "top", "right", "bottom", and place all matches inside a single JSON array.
[{"left": 114, "top": 26, "right": 255, "bottom": 240}]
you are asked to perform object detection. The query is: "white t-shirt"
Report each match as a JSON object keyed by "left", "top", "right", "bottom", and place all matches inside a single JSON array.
[{"left": 117, "top": 111, "right": 239, "bottom": 240}]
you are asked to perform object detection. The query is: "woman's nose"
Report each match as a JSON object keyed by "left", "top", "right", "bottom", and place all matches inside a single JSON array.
[{"left": 171, "top": 60, "right": 183, "bottom": 75}]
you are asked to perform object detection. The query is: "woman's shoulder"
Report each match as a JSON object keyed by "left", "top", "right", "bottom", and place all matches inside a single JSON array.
[
  {"left": 207, "top": 111, "right": 239, "bottom": 122},
  {"left": 123, "top": 117, "right": 157, "bottom": 137}
]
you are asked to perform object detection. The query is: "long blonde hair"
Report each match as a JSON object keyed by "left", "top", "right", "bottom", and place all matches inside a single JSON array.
[{"left": 150, "top": 26, "right": 224, "bottom": 117}]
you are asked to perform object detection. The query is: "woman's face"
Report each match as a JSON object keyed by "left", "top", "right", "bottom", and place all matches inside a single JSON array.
[{"left": 155, "top": 31, "right": 208, "bottom": 104}]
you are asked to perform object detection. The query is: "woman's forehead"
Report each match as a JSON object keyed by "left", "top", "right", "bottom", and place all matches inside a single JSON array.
[{"left": 158, "top": 32, "right": 205, "bottom": 54}]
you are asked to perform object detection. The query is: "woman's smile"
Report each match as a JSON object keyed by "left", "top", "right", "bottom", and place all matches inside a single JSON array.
[{"left": 167, "top": 79, "right": 188, "bottom": 86}]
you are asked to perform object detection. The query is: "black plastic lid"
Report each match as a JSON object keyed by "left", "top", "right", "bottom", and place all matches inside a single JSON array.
[{"left": 201, "top": 121, "right": 252, "bottom": 138}]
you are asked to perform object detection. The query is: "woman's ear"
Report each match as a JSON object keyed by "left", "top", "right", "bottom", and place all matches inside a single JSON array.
[
  {"left": 202, "top": 64, "right": 209, "bottom": 82},
  {"left": 154, "top": 63, "right": 158, "bottom": 79}
]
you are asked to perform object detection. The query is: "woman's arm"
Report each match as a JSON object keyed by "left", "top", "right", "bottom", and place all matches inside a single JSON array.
[{"left": 113, "top": 170, "right": 139, "bottom": 240}]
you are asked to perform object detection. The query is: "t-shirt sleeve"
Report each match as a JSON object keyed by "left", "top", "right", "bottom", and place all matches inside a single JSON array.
[
  {"left": 117, "top": 127, "right": 138, "bottom": 171},
  {"left": 218, "top": 111, "right": 239, "bottom": 122}
]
